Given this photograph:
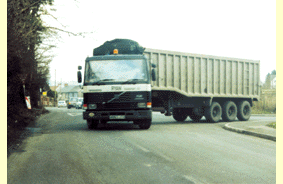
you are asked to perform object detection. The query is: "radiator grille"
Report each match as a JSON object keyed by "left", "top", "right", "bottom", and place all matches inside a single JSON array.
[{"left": 103, "top": 103, "right": 137, "bottom": 110}]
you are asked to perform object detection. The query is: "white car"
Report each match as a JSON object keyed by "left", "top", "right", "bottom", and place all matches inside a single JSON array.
[{"left": 58, "top": 101, "right": 67, "bottom": 108}]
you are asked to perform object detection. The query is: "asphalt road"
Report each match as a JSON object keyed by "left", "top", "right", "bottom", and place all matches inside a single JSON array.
[{"left": 7, "top": 107, "right": 276, "bottom": 184}]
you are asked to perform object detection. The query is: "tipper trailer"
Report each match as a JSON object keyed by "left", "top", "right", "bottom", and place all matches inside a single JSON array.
[
  {"left": 78, "top": 39, "right": 260, "bottom": 130},
  {"left": 144, "top": 48, "right": 260, "bottom": 122}
]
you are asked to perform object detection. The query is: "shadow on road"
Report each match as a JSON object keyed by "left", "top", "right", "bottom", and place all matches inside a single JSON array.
[
  {"left": 86, "top": 119, "right": 225, "bottom": 131},
  {"left": 92, "top": 123, "right": 140, "bottom": 131},
  {"left": 153, "top": 119, "right": 226, "bottom": 125},
  {"left": 42, "top": 119, "right": 228, "bottom": 133}
]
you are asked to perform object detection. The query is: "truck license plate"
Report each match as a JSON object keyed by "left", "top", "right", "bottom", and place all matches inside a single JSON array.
[{"left": 109, "top": 115, "right": 125, "bottom": 119}]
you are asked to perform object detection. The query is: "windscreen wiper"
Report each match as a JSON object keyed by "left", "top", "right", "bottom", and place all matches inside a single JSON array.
[
  {"left": 122, "top": 79, "right": 143, "bottom": 84},
  {"left": 92, "top": 79, "right": 115, "bottom": 85}
]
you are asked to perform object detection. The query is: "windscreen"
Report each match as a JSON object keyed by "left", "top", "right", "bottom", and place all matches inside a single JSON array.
[
  {"left": 84, "top": 59, "right": 149, "bottom": 84},
  {"left": 70, "top": 98, "right": 78, "bottom": 102}
]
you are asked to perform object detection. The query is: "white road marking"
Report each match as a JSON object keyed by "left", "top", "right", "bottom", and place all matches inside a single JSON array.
[
  {"left": 153, "top": 151, "right": 174, "bottom": 162},
  {"left": 182, "top": 175, "right": 205, "bottom": 184},
  {"left": 130, "top": 142, "right": 150, "bottom": 153},
  {"left": 129, "top": 141, "right": 173, "bottom": 162}
]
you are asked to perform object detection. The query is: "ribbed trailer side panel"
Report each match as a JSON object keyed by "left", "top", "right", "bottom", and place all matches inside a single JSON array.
[{"left": 144, "top": 48, "right": 260, "bottom": 100}]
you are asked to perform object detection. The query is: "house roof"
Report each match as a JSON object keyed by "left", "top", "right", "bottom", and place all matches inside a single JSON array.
[
  {"left": 59, "top": 85, "right": 82, "bottom": 93},
  {"left": 50, "top": 85, "right": 59, "bottom": 91}
]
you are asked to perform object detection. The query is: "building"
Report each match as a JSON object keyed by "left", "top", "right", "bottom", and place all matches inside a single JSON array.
[
  {"left": 57, "top": 85, "right": 83, "bottom": 101},
  {"left": 49, "top": 85, "right": 59, "bottom": 91}
]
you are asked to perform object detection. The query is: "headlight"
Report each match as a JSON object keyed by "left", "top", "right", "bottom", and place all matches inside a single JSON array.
[
  {"left": 137, "top": 102, "right": 146, "bottom": 108},
  {"left": 88, "top": 104, "right": 97, "bottom": 109}
]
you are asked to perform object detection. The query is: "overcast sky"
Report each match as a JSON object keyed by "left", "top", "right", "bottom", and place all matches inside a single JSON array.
[{"left": 42, "top": 0, "right": 276, "bottom": 85}]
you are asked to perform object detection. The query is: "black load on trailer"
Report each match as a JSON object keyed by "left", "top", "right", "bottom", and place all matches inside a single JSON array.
[{"left": 93, "top": 39, "right": 145, "bottom": 56}]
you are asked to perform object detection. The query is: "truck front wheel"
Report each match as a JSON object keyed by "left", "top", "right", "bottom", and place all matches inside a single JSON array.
[
  {"left": 205, "top": 102, "right": 222, "bottom": 123},
  {"left": 135, "top": 120, "right": 152, "bottom": 130},
  {"left": 237, "top": 101, "right": 251, "bottom": 121},
  {"left": 87, "top": 120, "right": 99, "bottom": 130},
  {"left": 173, "top": 108, "right": 188, "bottom": 122}
]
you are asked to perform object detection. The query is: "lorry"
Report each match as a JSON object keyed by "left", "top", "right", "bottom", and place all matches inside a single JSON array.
[
  {"left": 78, "top": 39, "right": 260, "bottom": 129},
  {"left": 67, "top": 97, "right": 78, "bottom": 109}
]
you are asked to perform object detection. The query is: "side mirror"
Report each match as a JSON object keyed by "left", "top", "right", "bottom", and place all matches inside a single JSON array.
[
  {"left": 77, "top": 71, "right": 82, "bottom": 83},
  {"left": 152, "top": 69, "right": 156, "bottom": 81}
]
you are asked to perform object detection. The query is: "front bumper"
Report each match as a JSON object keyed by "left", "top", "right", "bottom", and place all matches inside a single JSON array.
[{"left": 83, "top": 109, "right": 152, "bottom": 121}]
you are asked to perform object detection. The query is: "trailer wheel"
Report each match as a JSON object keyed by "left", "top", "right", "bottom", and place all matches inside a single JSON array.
[
  {"left": 136, "top": 120, "right": 152, "bottom": 130},
  {"left": 173, "top": 109, "right": 188, "bottom": 122},
  {"left": 237, "top": 101, "right": 251, "bottom": 121},
  {"left": 188, "top": 114, "right": 203, "bottom": 122},
  {"left": 222, "top": 101, "right": 237, "bottom": 122},
  {"left": 87, "top": 120, "right": 99, "bottom": 130},
  {"left": 205, "top": 102, "right": 222, "bottom": 123}
]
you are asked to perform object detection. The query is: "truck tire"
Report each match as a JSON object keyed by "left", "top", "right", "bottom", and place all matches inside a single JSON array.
[
  {"left": 222, "top": 101, "right": 237, "bottom": 122},
  {"left": 188, "top": 114, "right": 203, "bottom": 122},
  {"left": 205, "top": 102, "right": 222, "bottom": 123},
  {"left": 135, "top": 120, "right": 152, "bottom": 130},
  {"left": 87, "top": 120, "right": 99, "bottom": 130},
  {"left": 237, "top": 101, "right": 251, "bottom": 121},
  {"left": 172, "top": 109, "right": 188, "bottom": 122}
]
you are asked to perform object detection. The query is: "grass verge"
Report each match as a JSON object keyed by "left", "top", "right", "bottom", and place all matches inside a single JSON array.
[
  {"left": 267, "top": 122, "right": 276, "bottom": 129},
  {"left": 251, "top": 106, "right": 276, "bottom": 114}
]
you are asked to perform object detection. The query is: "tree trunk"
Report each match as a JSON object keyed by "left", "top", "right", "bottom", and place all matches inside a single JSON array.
[
  {"left": 28, "top": 44, "right": 40, "bottom": 108},
  {"left": 7, "top": 56, "right": 28, "bottom": 120}
]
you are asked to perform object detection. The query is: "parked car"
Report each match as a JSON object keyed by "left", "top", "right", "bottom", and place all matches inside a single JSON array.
[
  {"left": 58, "top": 101, "right": 67, "bottom": 108},
  {"left": 76, "top": 98, "right": 84, "bottom": 109},
  {"left": 67, "top": 97, "right": 78, "bottom": 109}
]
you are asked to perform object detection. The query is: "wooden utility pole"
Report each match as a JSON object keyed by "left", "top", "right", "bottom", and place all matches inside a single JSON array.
[
  {"left": 54, "top": 69, "right": 56, "bottom": 107},
  {"left": 60, "top": 78, "right": 62, "bottom": 100}
]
